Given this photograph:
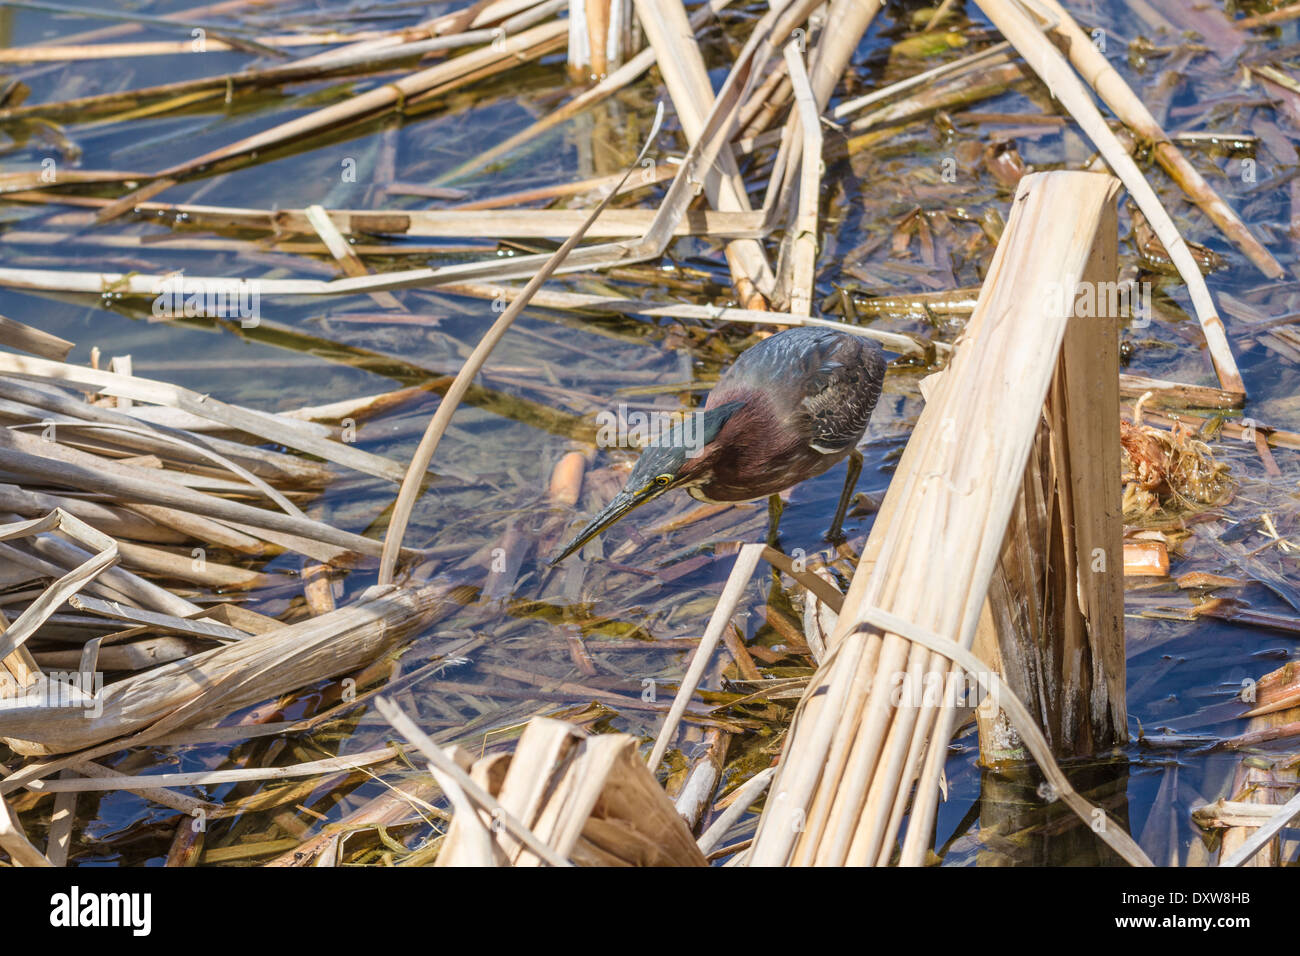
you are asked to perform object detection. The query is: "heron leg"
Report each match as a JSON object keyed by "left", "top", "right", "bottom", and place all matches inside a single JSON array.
[
  {"left": 766, "top": 493, "right": 784, "bottom": 548},
  {"left": 827, "top": 448, "right": 863, "bottom": 541}
]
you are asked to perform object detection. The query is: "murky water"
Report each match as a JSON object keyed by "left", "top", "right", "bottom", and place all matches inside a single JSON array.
[{"left": 2, "top": 0, "right": 1299, "bottom": 865}]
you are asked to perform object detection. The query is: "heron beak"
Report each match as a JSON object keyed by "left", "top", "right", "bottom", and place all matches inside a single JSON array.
[{"left": 550, "top": 488, "right": 656, "bottom": 565}]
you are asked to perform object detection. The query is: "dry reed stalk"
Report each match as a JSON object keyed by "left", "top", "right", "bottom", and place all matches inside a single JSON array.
[
  {"left": 0, "top": 353, "right": 404, "bottom": 482},
  {"left": 273, "top": 386, "right": 434, "bottom": 426},
  {"left": 122, "top": 405, "right": 332, "bottom": 440},
  {"left": 1122, "top": 539, "right": 1168, "bottom": 576},
  {"left": 800, "top": 569, "right": 842, "bottom": 664},
  {"left": 1196, "top": 658, "right": 1300, "bottom": 866},
  {"left": 631, "top": 0, "right": 775, "bottom": 304},
  {"left": 265, "top": 775, "right": 444, "bottom": 866},
  {"left": 673, "top": 727, "right": 730, "bottom": 830},
  {"left": 27, "top": 745, "right": 402, "bottom": 794},
  {"left": 735, "top": 56, "right": 790, "bottom": 138},
  {"left": 67, "top": 757, "right": 220, "bottom": 818},
  {"left": 568, "top": 0, "right": 634, "bottom": 80},
  {"left": 647, "top": 543, "right": 764, "bottom": 769},
  {"left": 1239, "top": 663, "right": 1300, "bottom": 721},
  {"left": 301, "top": 558, "right": 337, "bottom": 616},
  {"left": 0, "top": 540, "right": 134, "bottom": 609},
  {"left": 1195, "top": 797, "right": 1295, "bottom": 831},
  {"left": 1033, "top": 0, "right": 1281, "bottom": 280},
  {"left": 433, "top": 759, "right": 500, "bottom": 866},
  {"left": 11, "top": 524, "right": 199, "bottom": 616},
  {"left": 0, "top": 206, "right": 769, "bottom": 314},
  {"left": 439, "top": 281, "right": 929, "bottom": 356},
  {"left": 4, "top": 202, "right": 766, "bottom": 239},
  {"left": 0, "top": 30, "right": 395, "bottom": 62},
  {"left": 1131, "top": 405, "right": 1300, "bottom": 452},
  {"left": 303, "top": 204, "right": 405, "bottom": 313},
  {"left": 434, "top": 0, "right": 733, "bottom": 184},
  {"left": 46, "top": 775, "right": 77, "bottom": 866},
  {"left": 445, "top": 161, "right": 677, "bottom": 210},
  {"left": 763, "top": 0, "right": 882, "bottom": 220},
  {"left": 749, "top": 172, "right": 1137, "bottom": 867},
  {"left": 121, "top": 505, "right": 267, "bottom": 554},
  {"left": 112, "top": 541, "right": 280, "bottom": 590},
  {"left": 0, "top": 791, "right": 51, "bottom": 866},
  {"left": 95, "top": 18, "right": 571, "bottom": 220},
  {"left": 285, "top": 0, "right": 553, "bottom": 73},
  {"left": 972, "top": 0, "right": 1246, "bottom": 396},
  {"left": 0, "top": 580, "right": 459, "bottom": 759},
  {"left": 1117, "top": 374, "right": 1245, "bottom": 410},
  {"left": 434, "top": 715, "right": 706, "bottom": 866},
  {"left": 0, "top": 510, "right": 119, "bottom": 664},
  {"left": 377, "top": 698, "right": 571, "bottom": 866},
  {"left": 807, "top": 0, "right": 882, "bottom": 112},
  {"left": 164, "top": 823, "right": 204, "bottom": 866},
  {"left": 0, "top": 315, "right": 73, "bottom": 361},
  {"left": 1240, "top": 4, "right": 1300, "bottom": 28},
  {"left": 0, "top": 429, "right": 392, "bottom": 558},
  {"left": 902, "top": 171, "right": 1121, "bottom": 857},
  {"left": 831, "top": 41, "right": 1013, "bottom": 119},
  {"left": 696, "top": 765, "right": 775, "bottom": 855},
  {"left": 843, "top": 60, "right": 1027, "bottom": 135},
  {"left": 33, "top": 629, "right": 188, "bottom": 669},
  {"left": 0, "top": 0, "right": 554, "bottom": 124},
  {"left": 12, "top": 420, "right": 306, "bottom": 518},
  {"left": 781, "top": 41, "right": 822, "bottom": 316},
  {"left": 35, "top": 637, "right": 202, "bottom": 673},
  {"left": 376, "top": 103, "right": 666, "bottom": 584},
  {"left": 841, "top": 606, "right": 1150, "bottom": 866},
  {"left": 1214, "top": 752, "right": 1300, "bottom": 866},
  {"left": 756, "top": 546, "right": 845, "bottom": 610},
  {"left": 0, "top": 170, "right": 143, "bottom": 194},
  {"left": 984, "top": 280, "right": 1127, "bottom": 758},
  {"left": 0, "top": 609, "right": 41, "bottom": 702},
  {"left": 0, "top": 377, "right": 335, "bottom": 486}
]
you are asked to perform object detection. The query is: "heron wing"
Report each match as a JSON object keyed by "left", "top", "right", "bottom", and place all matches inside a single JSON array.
[
  {"left": 709, "top": 327, "right": 886, "bottom": 455},
  {"left": 800, "top": 352, "right": 885, "bottom": 454}
]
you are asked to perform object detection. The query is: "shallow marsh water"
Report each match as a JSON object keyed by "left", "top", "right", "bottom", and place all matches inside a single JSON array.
[{"left": 1, "top": 0, "right": 1299, "bottom": 865}]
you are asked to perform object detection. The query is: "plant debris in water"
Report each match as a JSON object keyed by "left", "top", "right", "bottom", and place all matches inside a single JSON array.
[
  {"left": 1121, "top": 394, "right": 1235, "bottom": 525},
  {"left": 0, "top": 0, "right": 1298, "bottom": 871}
]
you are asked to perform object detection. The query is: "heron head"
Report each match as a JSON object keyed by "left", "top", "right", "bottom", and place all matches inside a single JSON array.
[{"left": 550, "top": 401, "right": 743, "bottom": 564}]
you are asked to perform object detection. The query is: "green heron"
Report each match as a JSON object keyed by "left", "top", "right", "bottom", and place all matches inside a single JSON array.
[{"left": 551, "top": 326, "right": 887, "bottom": 564}]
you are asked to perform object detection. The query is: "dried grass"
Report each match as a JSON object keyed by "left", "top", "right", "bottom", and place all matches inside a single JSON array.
[{"left": 1121, "top": 394, "right": 1235, "bottom": 524}]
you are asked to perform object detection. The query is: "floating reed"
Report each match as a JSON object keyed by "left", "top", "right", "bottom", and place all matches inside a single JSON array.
[{"left": 0, "top": 580, "right": 462, "bottom": 760}]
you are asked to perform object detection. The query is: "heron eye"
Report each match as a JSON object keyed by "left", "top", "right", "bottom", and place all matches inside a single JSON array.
[{"left": 654, "top": 474, "right": 672, "bottom": 487}]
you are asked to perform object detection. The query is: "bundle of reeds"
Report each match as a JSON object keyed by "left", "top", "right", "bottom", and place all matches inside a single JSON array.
[{"left": 748, "top": 172, "right": 1145, "bottom": 867}]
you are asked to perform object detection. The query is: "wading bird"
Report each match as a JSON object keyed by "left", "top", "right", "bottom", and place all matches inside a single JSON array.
[{"left": 551, "top": 326, "right": 887, "bottom": 564}]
